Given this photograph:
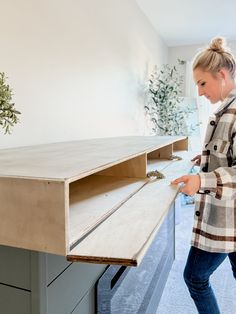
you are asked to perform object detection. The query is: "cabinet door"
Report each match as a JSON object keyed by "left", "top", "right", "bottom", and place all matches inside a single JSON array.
[
  {"left": 0, "top": 246, "right": 30, "bottom": 289},
  {"left": 0, "top": 285, "right": 30, "bottom": 314},
  {"left": 47, "top": 263, "right": 106, "bottom": 314}
]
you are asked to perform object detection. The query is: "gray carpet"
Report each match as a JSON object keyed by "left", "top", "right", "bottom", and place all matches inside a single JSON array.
[{"left": 156, "top": 202, "right": 236, "bottom": 314}]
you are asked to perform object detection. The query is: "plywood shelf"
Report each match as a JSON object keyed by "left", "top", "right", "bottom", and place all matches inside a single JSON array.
[
  {"left": 68, "top": 179, "right": 178, "bottom": 266},
  {"left": 67, "top": 155, "right": 194, "bottom": 266},
  {"left": 0, "top": 136, "right": 192, "bottom": 266},
  {"left": 69, "top": 175, "right": 147, "bottom": 248}
]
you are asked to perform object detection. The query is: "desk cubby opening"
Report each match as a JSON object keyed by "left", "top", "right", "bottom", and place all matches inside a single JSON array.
[
  {"left": 68, "top": 173, "right": 147, "bottom": 250},
  {"left": 146, "top": 138, "right": 188, "bottom": 174}
]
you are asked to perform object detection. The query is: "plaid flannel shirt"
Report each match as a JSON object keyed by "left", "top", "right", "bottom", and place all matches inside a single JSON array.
[{"left": 192, "top": 89, "right": 236, "bottom": 253}]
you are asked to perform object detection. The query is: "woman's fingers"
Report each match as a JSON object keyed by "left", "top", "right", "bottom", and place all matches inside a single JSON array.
[
  {"left": 191, "top": 155, "right": 200, "bottom": 161},
  {"left": 171, "top": 175, "right": 200, "bottom": 196},
  {"left": 171, "top": 176, "right": 188, "bottom": 185},
  {"left": 191, "top": 154, "right": 201, "bottom": 166}
]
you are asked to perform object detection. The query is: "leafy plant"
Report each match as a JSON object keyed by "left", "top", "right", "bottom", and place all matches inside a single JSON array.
[
  {"left": 0, "top": 72, "right": 21, "bottom": 134},
  {"left": 145, "top": 61, "right": 194, "bottom": 136}
]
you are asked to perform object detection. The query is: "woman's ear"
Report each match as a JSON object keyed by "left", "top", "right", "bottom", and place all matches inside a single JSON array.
[{"left": 218, "top": 68, "right": 227, "bottom": 81}]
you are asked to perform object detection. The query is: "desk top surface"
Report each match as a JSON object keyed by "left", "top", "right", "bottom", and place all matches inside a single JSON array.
[{"left": 0, "top": 136, "right": 185, "bottom": 181}]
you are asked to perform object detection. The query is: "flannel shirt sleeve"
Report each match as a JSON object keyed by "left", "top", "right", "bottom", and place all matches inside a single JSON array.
[
  {"left": 199, "top": 167, "right": 236, "bottom": 200},
  {"left": 198, "top": 120, "right": 236, "bottom": 200}
]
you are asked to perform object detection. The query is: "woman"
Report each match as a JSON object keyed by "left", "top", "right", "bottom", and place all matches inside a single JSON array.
[{"left": 171, "top": 37, "right": 236, "bottom": 314}]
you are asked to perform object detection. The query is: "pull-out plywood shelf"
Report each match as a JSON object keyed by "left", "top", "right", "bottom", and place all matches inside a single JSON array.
[
  {"left": 68, "top": 152, "right": 194, "bottom": 266},
  {"left": 69, "top": 175, "right": 147, "bottom": 248},
  {"left": 0, "top": 136, "right": 192, "bottom": 266}
]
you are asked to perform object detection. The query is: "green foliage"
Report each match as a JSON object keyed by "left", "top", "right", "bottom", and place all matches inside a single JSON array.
[
  {"left": 145, "top": 61, "right": 194, "bottom": 136},
  {"left": 0, "top": 72, "right": 21, "bottom": 134}
]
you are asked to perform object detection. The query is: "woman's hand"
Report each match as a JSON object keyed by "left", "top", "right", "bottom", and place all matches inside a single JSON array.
[
  {"left": 171, "top": 175, "right": 201, "bottom": 196},
  {"left": 191, "top": 154, "right": 201, "bottom": 166}
]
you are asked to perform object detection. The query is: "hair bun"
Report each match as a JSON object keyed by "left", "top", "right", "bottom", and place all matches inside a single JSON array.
[
  {"left": 208, "top": 37, "right": 225, "bottom": 53},
  {"left": 193, "top": 36, "right": 236, "bottom": 79}
]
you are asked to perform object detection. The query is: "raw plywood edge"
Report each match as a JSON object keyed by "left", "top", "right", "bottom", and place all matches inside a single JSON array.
[
  {"left": 0, "top": 177, "right": 67, "bottom": 255},
  {"left": 67, "top": 255, "right": 137, "bottom": 266}
]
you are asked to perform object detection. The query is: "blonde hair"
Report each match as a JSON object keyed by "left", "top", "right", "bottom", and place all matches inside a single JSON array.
[{"left": 193, "top": 37, "right": 236, "bottom": 79}]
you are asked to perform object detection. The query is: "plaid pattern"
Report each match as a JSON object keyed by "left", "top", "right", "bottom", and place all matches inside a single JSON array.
[{"left": 192, "top": 89, "right": 236, "bottom": 252}]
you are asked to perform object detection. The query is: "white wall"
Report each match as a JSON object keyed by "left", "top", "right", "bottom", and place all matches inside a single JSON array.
[
  {"left": 0, "top": 0, "right": 168, "bottom": 148},
  {"left": 169, "top": 40, "right": 236, "bottom": 64}
]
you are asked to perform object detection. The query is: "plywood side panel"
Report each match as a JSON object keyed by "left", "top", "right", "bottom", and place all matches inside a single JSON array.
[
  {"left": 173, "top": 138, "right": 188, "bottom": 151},
  {"left": 147, "top": 144, "right": 173, "bottom": 160},
  {"left": 96, "top": 154, "right": 147, "bottom": 178},
  {"left": 0, "top": 178, "right": 67, "bottom": 255}
]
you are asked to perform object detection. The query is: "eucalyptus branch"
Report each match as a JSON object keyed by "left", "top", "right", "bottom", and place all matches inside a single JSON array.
[
  {"left": 0, "top": 72, "right": 21, "bottom": 134},
  {"left": 145, "top": 61, "right": 195, "bottom": 136}
]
